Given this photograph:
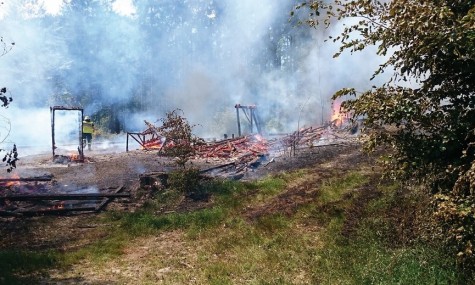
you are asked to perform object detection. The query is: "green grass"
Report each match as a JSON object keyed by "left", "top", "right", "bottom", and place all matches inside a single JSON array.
[
  {"left": 311, "top": 233, "right": 460, "bottom": 284},
  {"left": 0, "top": 250, "right": 59, "bottom": 285},
  {"left": 120, "top": 206, "right": 228, "bottom": 236},
  {"left": 0, "top": 169, "right": 467, "bottom": 284},
  {"left": 189, "top": 172, "right": 462, "bottom": 284},
  {"left": 319, "top": 171, "right": 369, "bottom": 203}
]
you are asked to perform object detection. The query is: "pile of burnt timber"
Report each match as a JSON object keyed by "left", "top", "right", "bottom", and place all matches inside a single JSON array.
[
  {"left": 280, "top": 126, "right": 326, "bottom": 149},
  {"left": 278, "top": 125, "right": 359, "bottom": 152},
  {"left": 0, "top": 180, "right": 129, "bottom": 216},
  {"left": 196, "top": 134, "right": 268, "bottom": 162},
  {"left": 194, "top": 134, "right": 269, "bottom": 179}
]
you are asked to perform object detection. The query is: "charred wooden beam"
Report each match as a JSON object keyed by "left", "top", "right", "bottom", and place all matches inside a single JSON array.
[
  {"left": 126, "top": 132, "right": 147, "bottom": 151},
  {"left": 94, "top": 185, "right": 125, "bottom": 212},
  {"left": 0, "top": 210, "right": 22, "bottom": 217},
  {"left": 200, "top": 162, "right": 236, "bottom": 174},
  {"left": 0, "top": 175, "right": 54, "bottom": 182},
  {"left": 0, "top": 192, "right": 130, "bottom": 201},
  {"left": 15, "top": 206, "right": 98, "bottom": 216}
]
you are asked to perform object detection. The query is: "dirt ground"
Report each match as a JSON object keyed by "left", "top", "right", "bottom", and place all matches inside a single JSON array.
[
  {"left": 0, "top": 142, "right": 368, "bottom": 249},
  {"left": 0, "top": 138, "right": 386, "bottom": 285}
]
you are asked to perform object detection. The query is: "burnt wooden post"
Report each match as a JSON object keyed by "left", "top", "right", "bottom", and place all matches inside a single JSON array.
[
  {"left": 50, "top": 107, "right": 56, "bottom": 157},
  {"left": 79, "top": 110, "right": 84, "bottom": 156},
  {"left": 235, "top": 104, "right": 262, "bottom": 136},
  {"left": 126, "top": 132, "right": 129, "bottom": 151},
  {"left": 250, "top": 107, "right": 254, "bottom": 133},
  {"left": 235, "top": 104, "right": 242, "bottom": 137},
  {"left": 252, "top": 109, "right": 261, "bottom": 135}
]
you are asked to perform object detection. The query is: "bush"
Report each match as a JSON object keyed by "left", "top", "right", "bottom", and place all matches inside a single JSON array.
[{"left": 168, "top": 168, "right": 207, "bottom": 199}]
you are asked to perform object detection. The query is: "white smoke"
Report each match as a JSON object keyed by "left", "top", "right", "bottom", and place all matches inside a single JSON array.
[{"left": 0, "top": 0, "right": 388, "bottom": 154}]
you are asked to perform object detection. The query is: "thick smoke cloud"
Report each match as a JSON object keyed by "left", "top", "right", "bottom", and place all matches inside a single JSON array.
[{"left": 0, "top": 0, "right": 386, "bottom": 154}]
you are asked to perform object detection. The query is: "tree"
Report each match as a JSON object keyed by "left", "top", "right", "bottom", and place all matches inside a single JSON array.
[
  {"left": 155, "top": 110, "right": 206, "bottom": 198},
  {"left": 294, "top": 0, "right": 475, "bottom": 270},
  {"left": 1, "top": 33, "right": 17, "bottom": 172},
  {"left": 156, "top": 109, "right": 203, "bottom": 169}
]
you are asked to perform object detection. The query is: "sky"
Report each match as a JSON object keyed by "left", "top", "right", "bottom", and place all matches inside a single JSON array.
[{"left": 0, "top": 0, "right": 387, "bottom": 155}]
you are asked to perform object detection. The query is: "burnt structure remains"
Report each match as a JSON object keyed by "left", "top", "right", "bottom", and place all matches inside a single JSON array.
[{"left": 50, "top": 106, "right": 84, "bottom": 162}]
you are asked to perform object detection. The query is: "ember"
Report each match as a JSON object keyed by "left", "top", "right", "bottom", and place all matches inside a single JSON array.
[
  {"left": 126, "top": 124, "right": 165, "bottom": 151},
  {"left": 142, "top": 137, "right": 163, "bottom": 149},
  {"left": 0, "top": 184, "right": 129, "bottom": 216},
  {"left": 331, "top": 101, "right": 349, "bottom": 127},
  {"left": 69, "top": 152, "right": 82, "bottom": 161},
  {"left": 53, "top": 154, "right": 85, "bottom": 164},
  {"left": 0, "top": 174, "right": 21, "bottom": 188}
]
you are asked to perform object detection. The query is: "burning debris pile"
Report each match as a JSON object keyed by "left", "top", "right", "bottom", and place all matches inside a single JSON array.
[
  {"left": 195, "top": 134, "right": 269, "bottom": 179},
  {"left": 53, "top": 152, "right": 86, "bottom": 164},
  {"left": 131, "top": 115, "right": 359, "bottom": 180},
  {"left": 278, "top": 123, "right": 359, "bottom": 152},
  {"left": 126, "top": 125, "right": 165, "bottom": 151},
  {"left": 279, "top": 126, "right": 326, "bottom": 150},
  {"left": 196, "top": 134, "right": 268, "bottom": 161},
  {"left": 0, "top": 174, "right": 129, "bottom": 216}
]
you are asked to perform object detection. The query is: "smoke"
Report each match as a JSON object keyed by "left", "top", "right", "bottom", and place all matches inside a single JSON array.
[{"left": 0, "top": 0, "right": 387, "bottom": 154}]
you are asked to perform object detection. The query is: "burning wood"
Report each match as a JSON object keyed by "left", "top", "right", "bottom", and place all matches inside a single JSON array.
[
  {"left": 0, "top": 174, "right": 53, "bottom": 183},
  {"left": 130, "top": 120, "right": 269, "bottom": 165},
  {"left": 126, "top": 123, "right": 166, "bottom": 151},
  {"left": 53, "top": 154, "right": 85, "bottom": 164},
  {"left": 195, "top": 134, "right": 268, "bottom": 160},
  {"left": 0, "top": 185, "right": 128, "bottom": 216},
  {"left": 130, "top": 114, "right": 358, "bottom": 180},
  {"left": 0, "top": 192, "right": 130, "bottom": 201}
]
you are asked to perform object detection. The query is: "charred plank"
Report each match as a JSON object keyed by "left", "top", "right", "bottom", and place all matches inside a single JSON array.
[{"left": 0, "top": 192, "right": 130, "bottom": 201}]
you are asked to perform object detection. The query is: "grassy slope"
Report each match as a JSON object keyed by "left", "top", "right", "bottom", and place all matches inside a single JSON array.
[{"left": 0, "top": 157, "right": 466, "bottom": 284}]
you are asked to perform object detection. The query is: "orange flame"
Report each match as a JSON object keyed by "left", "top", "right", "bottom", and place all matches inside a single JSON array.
[
  {"left": 331, "top": 102, "right": 347, "bottom": 127},
  {"left": 69, "top": 152, "right": 83, "bottom": 161},
  {"left": 52, "top": 202, "right": 65, "bottom": 210},
  {"left": 2, "top": 173, "right": 21, "bottom": 187},
  {"left": 142, "top": 138, "right": 163, "bottom": 149}
]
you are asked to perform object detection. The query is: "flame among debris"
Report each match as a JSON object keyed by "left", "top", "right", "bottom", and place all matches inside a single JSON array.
[
  {"left": 331, "top": 102, "right": 348, "bottom": 127},
  {"left": 49, "top": 201, "right": 65, "bottom": 210},
  {"left": 69, "top": 153, "right": 81, "bottom": 161},
  {"left": 142, "top": 138, "right": 164, "bottom": 150},
  {"left": 1, "top": 174, "right": 21, "bottom": 187}
]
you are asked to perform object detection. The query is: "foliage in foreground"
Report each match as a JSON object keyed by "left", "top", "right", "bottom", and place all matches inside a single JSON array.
[
  {"left": 295, "top": 0, "right": 475, "bottom": 269},
  {"left": 1, "top": 32, "right": 17, "bottom": 172}
]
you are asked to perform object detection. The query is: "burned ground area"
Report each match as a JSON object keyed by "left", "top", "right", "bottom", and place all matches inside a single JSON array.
[{"left": 0, "top": 141, "right": 369, "bottom": 252}]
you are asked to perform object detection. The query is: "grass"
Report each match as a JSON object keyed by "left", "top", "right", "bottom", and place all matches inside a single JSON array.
[
  {"left": 0, "top": 250, "right": 59, "bottom": 284},
  {"left": 0, "top": 168, "right": 467, "bottom": 284},
  {"left": 120, "top": 206, "right": 228, "bottom": 236},
  {"left": 318, "top": 171, "right": 369, "bottom": 203}
]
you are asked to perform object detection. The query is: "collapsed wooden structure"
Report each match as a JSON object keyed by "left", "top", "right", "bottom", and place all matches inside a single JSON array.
[
  {"left": 195, "top": 134, "right": 268, "bottom": 159},
  {"left": 126, "top": 127, "right": 161, "bottom": 151},
  {"left": 0, "top": 174, "right": 128, "bottom": 216}
]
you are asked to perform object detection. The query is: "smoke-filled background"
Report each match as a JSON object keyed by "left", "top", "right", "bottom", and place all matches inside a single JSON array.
[{"left": 0, "top": 0, "right": 385, "bottom": 155}]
